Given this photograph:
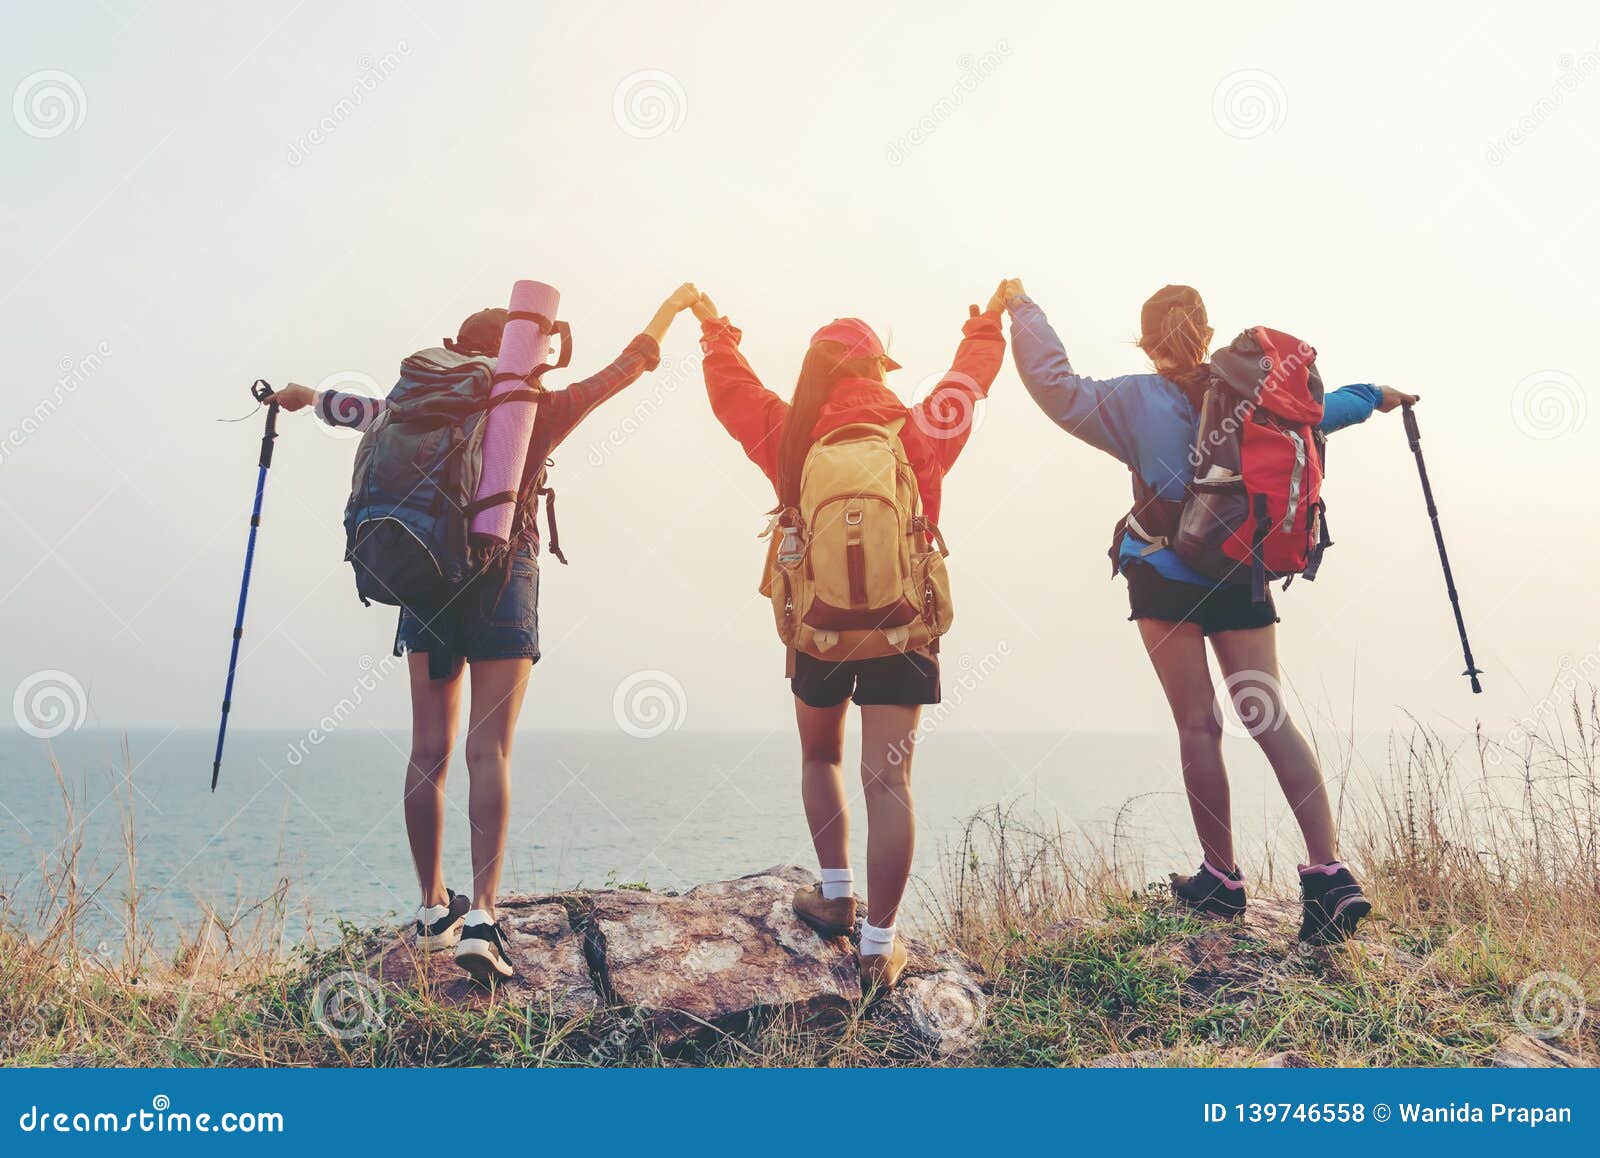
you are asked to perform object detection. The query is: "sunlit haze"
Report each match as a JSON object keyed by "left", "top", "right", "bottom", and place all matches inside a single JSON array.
[{"left": 3, "top": 1, "right": 1595, "bottom": 742}]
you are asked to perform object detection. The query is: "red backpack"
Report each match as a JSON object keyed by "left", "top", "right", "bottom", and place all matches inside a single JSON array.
[{"left": 1120, "top": 327, "right": 1332, "bottom": 601}]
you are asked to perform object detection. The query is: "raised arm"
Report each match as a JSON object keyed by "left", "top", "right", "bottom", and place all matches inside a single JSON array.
[
  {"left": 913, "top": 299, "right": 1007, "bottom": 471},
  {"left": 1003, "top": 282, "right": 1141, "bottom": 465},
  {"left": 537, "top": 284, "right": 701, "bottom": 448},
  {"left": 1320, "top": 383, "right": 1417, "bottom": 434},
  {"left": 694, "top": 292, "right": 788, "bottom": 485},
  {"left": 261, "top": 383, "right": 385, "bottom": 431}
]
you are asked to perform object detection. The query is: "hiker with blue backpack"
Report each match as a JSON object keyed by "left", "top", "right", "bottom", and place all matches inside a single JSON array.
[
  {"left": 996, "top": 279, "right": 1418, "bottom": 944},
  {"left": 692, "top": 284, "right": 1008, "bottom": 990},
  {"left": 263, "top": 283, "right": 702, "bottom": 983}
]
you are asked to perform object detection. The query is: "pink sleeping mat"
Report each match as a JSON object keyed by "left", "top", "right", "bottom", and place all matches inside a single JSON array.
[{"left": 470, "top": 279, "right": 562, "bottom": 544}]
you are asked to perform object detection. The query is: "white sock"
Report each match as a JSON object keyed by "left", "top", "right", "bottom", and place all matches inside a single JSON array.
[
  {"left": 819, "top": 868, "right": 854, "bottom": 901},
  {"left": 860, "top": 920, "right": 896, "bottom": 957},
  {"left": 463, "top": 908, "right": 494, "bottom": 927}
]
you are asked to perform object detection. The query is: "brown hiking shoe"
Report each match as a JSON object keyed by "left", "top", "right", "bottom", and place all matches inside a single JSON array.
[
  {"left": 792, "top": 883, "right": 856, "bottom": 936},
  {"left": 859, "top": 939, "right": 909, "bottom": 993}
]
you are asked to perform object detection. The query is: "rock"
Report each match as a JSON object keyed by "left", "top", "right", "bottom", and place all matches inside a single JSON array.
[
  {"left": 369, "top": 898, "right": 597, "bottom": 1017},
  {"left": 1238, "top": 898, "right": 1300, "bottom": 941},
  {"left": 585, "top": 865, "right": 859, "bottom": 1041},
  {"left": 1262, "top": 1050, "right": 1314, "bottom": 1068},
  {"left": 867, "top": 947, "right": 989, "bottom": 1058},
  {"left": 1492, "top": 1033, "right": 1580, "bottom": 1068},
  {"left": 1086, "top": 1048, "right": 1172, "bottom": 1068}
]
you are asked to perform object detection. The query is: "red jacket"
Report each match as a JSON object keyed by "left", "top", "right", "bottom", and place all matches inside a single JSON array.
[{"left": 699, "top": 309, "right": 1006, "bottom": 525}]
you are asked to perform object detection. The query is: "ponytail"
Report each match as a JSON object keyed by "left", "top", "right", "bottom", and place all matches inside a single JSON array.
[
  {"left": 1138, "top": 285, "right": 1214, "bottom": 403},
  {"left": 777, "top": 343, "right": 884, "bottom": 509}
]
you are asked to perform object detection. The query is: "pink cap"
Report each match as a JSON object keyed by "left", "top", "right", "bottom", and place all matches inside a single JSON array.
[{"left": 808, "top": 317, "right": 901, "bottom": 371}]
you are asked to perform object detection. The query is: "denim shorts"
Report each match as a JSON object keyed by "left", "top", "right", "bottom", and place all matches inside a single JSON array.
[{"left": 395, "top": 541, "right": 541, "bottom": 664}]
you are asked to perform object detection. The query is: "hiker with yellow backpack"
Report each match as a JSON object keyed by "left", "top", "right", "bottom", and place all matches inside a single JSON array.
[{"left": 692, "top": 287, "right": 1007, "bottom": 990}]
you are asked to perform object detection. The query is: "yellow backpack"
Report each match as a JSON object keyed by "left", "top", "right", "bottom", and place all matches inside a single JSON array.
[{"left": 760, "top": 418, "right": 953, "bottom": 662}]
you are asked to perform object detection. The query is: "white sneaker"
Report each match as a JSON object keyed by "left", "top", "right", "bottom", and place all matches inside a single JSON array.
[
  {"left": 414, "top": 890, "right": 470, "bottom": 952},
  {"left": 455, "top": 913, "right": 516, "bottom": 984}
]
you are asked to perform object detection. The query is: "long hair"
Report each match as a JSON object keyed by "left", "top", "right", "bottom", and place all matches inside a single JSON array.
[
  {"left": 776, "top": 341, "right": 885, "bottom": 508},
  {"left": 1138, "top": 286, "right": 1214, "bottom": 403}
]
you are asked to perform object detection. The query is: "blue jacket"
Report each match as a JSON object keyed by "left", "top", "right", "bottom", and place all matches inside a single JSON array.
[{"left": 1008, "top": 295, "right": 1383, "bottom": 586}]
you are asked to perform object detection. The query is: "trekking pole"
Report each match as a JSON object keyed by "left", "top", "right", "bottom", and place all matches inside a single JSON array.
[
  {"left": 1400, "top": 401, "right": 1483, "bottom": 694},
  {"left": 212, "top": 379, "right": 281, "bottom": 790}
]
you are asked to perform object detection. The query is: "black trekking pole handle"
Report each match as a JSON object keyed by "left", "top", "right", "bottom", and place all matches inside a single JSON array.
[
  {"left": 252, "top": 379, "right": 280, "bottom": 468},
  {"left": 1401, "top": 401, "right": 1483, "bottom": 694},
  {"left": 1401, "top": 400, "right": 1423, "bottom": 454}
]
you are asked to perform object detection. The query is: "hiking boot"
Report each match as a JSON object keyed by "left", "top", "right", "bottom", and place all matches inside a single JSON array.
[
  {"left": 793, "top": 883, "right": 857, "bottom": 937},
  {"left": 414, "top": 889, "right": 471, "bottom": 951},
  {"left": 1169, "top": 860, "right": 1247, "bottom": 918},
  {"left": 1298, "top": 864, "right": 1371, "bottom": 944},
  {"left": 859, "top": 939, "right": 909, "bottom": 994},
  {"left": 455, "top": 915, "right": 517, "bottom": 985}
]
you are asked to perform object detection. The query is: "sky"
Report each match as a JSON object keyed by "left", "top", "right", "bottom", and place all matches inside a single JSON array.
[{"left": 1, "top": 0, "right": 1596, "bottom": 744}]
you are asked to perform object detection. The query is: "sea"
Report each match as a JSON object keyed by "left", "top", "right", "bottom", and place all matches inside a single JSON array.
[{"left": 0, "top": 727, "right": 1407, "bottom": 948}]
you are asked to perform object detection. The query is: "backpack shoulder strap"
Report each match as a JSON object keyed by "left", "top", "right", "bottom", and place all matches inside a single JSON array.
[{"left": 885, "top": 415, "right": 911, "bottom": 461}]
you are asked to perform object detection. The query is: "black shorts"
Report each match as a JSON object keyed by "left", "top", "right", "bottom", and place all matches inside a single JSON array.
[
  {"left": 1123, "top": 561, "right": 1279, "bottom": 636},
  {"left": 790, "top": 649, "right": 941, "bottom": 708}
]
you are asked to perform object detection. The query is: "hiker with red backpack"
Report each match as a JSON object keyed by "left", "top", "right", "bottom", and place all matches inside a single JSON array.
[
  {"left": 693, "top": 286, "right": 1007, "bottom": 990},
  {"left": 262, "top": 283, "right": 702, "bottom": 983},
  {"left": 999, "top": 279, "right": 1417, "bottom": 943}
]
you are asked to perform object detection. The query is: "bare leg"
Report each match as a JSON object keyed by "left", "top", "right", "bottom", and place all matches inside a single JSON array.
[
  {"left": 462, "top": 657, "right": 533, "bottom": 917},
  {"left": 1137, "top": 619, "right": 1234, "bottom": 871},
  {"left": 404, "top": 653, "right": 464, "bottom": 909},
  {"left": 858, "top": 704, "right": 921, "bottom": 928},
  {"left": 795, "top": 698, "right": 851, "bottom": 872},
  {"left": 1209, "top": 625, "right": 1338, "bottom": 865}
]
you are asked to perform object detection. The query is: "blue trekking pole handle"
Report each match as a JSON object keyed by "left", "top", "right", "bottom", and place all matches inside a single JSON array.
[{"left": 212, "top": 379, "right": 280, "bottom": 790}]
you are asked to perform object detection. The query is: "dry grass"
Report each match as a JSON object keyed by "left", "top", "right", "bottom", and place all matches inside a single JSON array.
[{"left": 3, "top": 695, "right": 1597, "bottom": 1068}]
